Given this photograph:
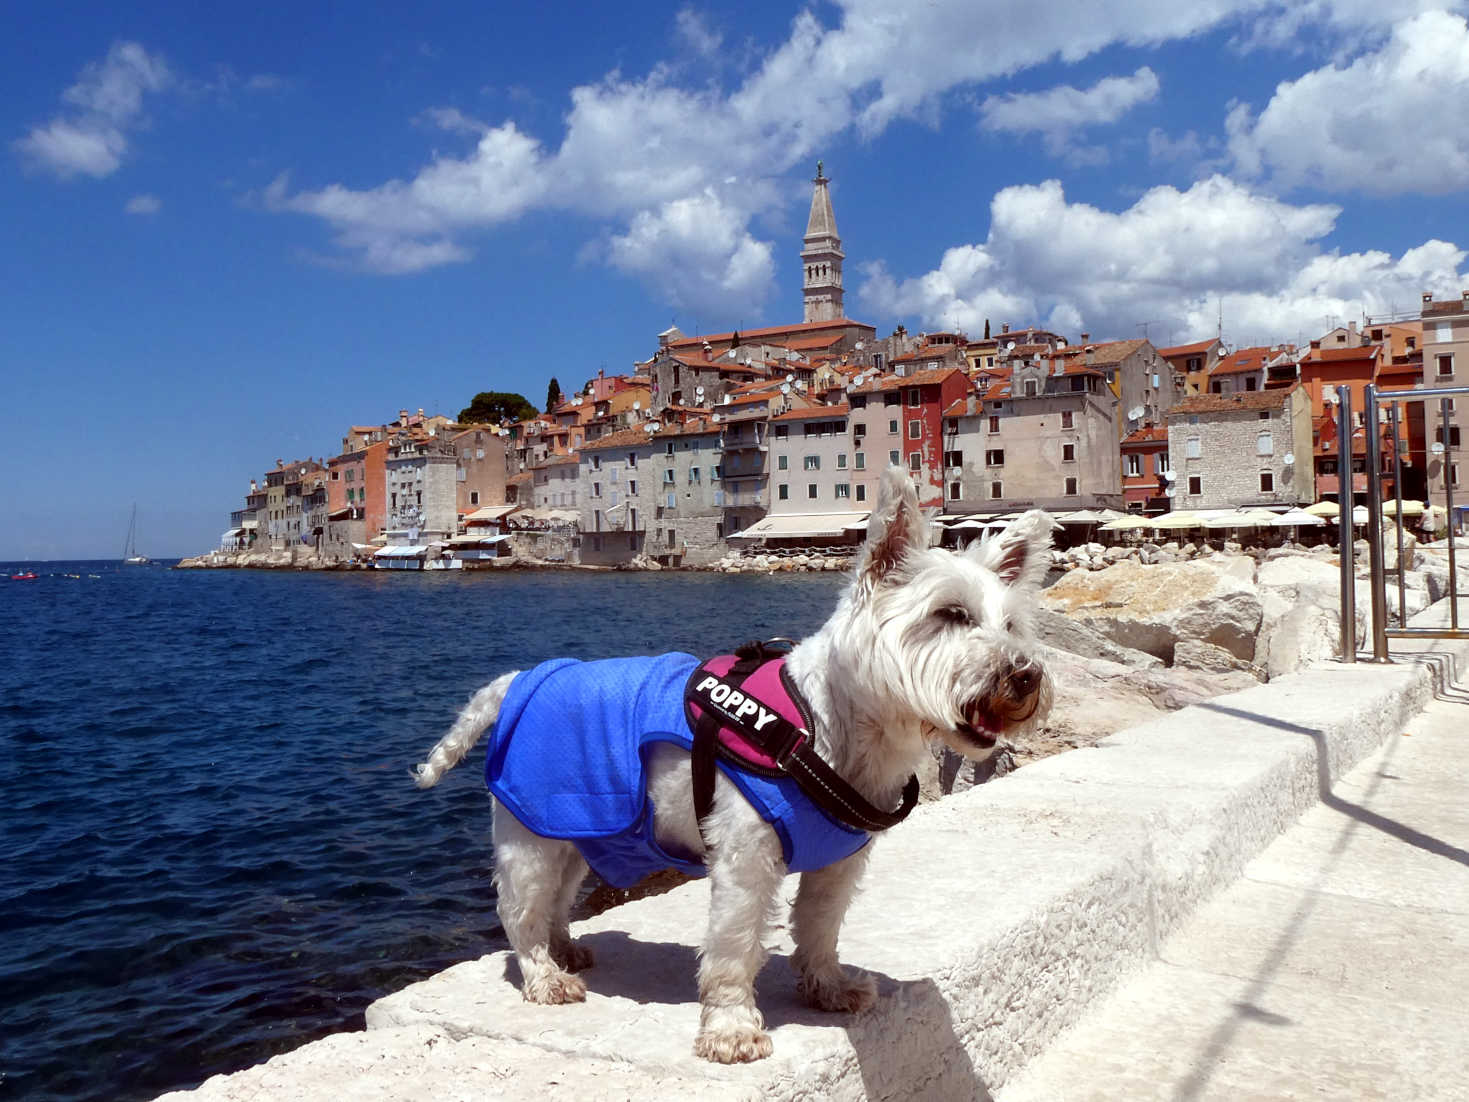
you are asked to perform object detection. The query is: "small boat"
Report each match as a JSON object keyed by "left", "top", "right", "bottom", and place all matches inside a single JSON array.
[
  {"left": 10, "top": 572, "right": 38, "bottom": 581},
  {"left": 123, "top": 504, "right": 150, "bottom": 565}
]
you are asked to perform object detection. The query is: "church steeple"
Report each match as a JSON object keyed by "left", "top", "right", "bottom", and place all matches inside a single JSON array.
[{"left": 801, "top": 161, "right": 844, "bottom": 323}]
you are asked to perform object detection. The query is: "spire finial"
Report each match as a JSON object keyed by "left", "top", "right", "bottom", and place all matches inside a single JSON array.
[{"left": 816, "top": 159, "right": 824, "bottom": 179}]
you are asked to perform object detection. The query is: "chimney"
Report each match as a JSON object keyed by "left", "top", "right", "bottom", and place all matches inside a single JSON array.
[
  {"left": 1001, "top": 323, "right": 1010, "bottom": 334},
  {"left": 1423, "top": 292, "right": 1434, "bottom": 305},
  {"left": 399, "top": 409, "right": 410, "bottom": 425},
  {"left": 1310, "top": 339, "right": 1321, "bottom": 350},
  {"left": 1080, "top": 332, "right": 1090, "bottom": 343}
]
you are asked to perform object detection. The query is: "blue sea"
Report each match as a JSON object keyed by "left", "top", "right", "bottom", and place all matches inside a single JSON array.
[{"left": 0, "top": 562, "right": 846, "bottom": 1102}]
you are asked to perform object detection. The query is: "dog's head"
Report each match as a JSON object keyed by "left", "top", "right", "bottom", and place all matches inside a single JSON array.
[{"left": 835, "top": 467, "right": 1054, "bottom": 759}]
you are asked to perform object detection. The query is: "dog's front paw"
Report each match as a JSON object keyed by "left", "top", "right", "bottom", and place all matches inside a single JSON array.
[
  {"left": 552, "top": 939, "right": 595, "bottom": 973},
  {"left": 522, "top": 969, "right": 587, "bottom": 1005},
  {"left": 798, "top": 967, "right": 877, "bottom": 1014},
  {"left": 694, "top": 1024, "right": 773, "bottom": 1064}
]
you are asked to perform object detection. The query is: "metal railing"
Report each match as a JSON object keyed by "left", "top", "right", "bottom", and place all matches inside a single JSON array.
[{"left": 1338, "top": 382, "right": 1465, "bottom": 662}]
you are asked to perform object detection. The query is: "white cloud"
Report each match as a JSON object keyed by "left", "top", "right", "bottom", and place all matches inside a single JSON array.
[
  {"left": 858, "top": 176, "right": 1468, "bottom": 346},
  {"left": 14, "top": 41, "right": 171, "bottom": 178},
  {"left": 125, "top": 193, "right": 161, "bottom": 215},
  {"left": 603, "top": 191, "right": 774, "bottom": 318},
  {"left": 263, "top": 1, "right": 1441, "bottom": 299},
  {"left": 979, "top": 68, "right": 1160, "bottom": 153},
  {"left": 1228, "top": 10, "right": 1469, "bottom": 194}
]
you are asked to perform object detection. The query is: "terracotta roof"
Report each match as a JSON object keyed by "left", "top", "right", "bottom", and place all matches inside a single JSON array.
[
  {"left": 1211, "top": 347, "right": 1271, "bottom": 375},
  {"left": 1168, "top": 389, "right": 1294, "bottom": 416},
  {"left": 1302, "top": 346, "right": 1378, "bottom": 363},
  {"left": 782, "top": 334, "right": 845, "bottom": 350},
  {"left": 667, "top": 318, "right": 872, "bottom": 349},
  {"left": 772, "top": 403, "right": 849, "bottom": 421},
  {"left": 1122, "top": 425, "right": 1169, "bottom": 445},
  {"left": 725, "top": 391, "right": 777, "bottom": 407},
  {"left": 1157, "top": 338, "right": 1219, "bottom": 358},
  {"left": 1422, "top": 297, "right": 1468, "bottom": 317},
  {"left": 1079, "top": 338, "right": 1147, "bottom": 365},
  {"left": 1003, "top": 342, "right": 1055, "bottom": 357},
  {"left": 853, "top": 367, "right": 964, "bottom": 393}
]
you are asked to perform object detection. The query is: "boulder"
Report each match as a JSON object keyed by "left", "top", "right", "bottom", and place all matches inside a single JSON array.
[
  {"left": 1033, "top": 608, "right": 1163, "bottom": 669},
  {"left": 1040, "top": 558, "right": 1263, "bottom": 662},
  {"left": 1174, "top": 639, "right": 1264, "bottom": 681}
]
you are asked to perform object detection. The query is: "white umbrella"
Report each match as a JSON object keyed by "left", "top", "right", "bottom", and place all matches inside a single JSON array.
[
  {"left": 1351, "top": 505, "right": 1369, "bottom": 524},
  {"left": 1381, "top": 499, "right": 1427, "bottom": 517},
  {"left": 1100, "top": 515, "right": 1152, "bottom": 532},
  {"left": 1273, "top": 508, "right": 1325, "bottom": 527},
  {"left": 947, "top": 519, "right": 988, "bottom": 531},
  {"left": 1152, "top": 512, "right": 1203, "bottom": 530},
  {"left": 1305, "top": 500, "right": 1341, "bottom": 517},
  {"left": 1056, "top": 509, "right": 1108, "bottom": 524}
]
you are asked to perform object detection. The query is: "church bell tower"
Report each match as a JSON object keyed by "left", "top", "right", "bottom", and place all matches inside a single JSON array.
[{"left": 801, "top": 161, "right": 844, "bottom": 323}]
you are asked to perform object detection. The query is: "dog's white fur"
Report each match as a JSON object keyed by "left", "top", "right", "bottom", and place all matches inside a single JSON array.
[{"left": 415, "top": 467, "right": 1054, "bottom": 1063}]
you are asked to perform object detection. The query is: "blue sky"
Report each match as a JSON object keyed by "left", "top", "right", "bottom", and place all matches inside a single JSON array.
[{"left": 6, "top": 1, "right": 1468, "bottom": 558}]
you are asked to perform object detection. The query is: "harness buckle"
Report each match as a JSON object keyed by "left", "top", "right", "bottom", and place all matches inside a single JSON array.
[{"left": 773, "top": 727, "right": 809, "bottom": 768}]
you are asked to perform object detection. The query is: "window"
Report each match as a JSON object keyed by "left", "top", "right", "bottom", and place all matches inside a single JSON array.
[
  {"left": 710, "top": 466, "right": 719, "bottom": 482},
  {"left": 854, "top": 421, "right": 866, "bottom": 438},
  {"left": 1259, "top": 471, "right": 1274, "bottom": 493},
  {"left": 665, "top": 441, "right": 675, "bottom": 456},
  {"left": 946, "top": 418, "right": 958, "bottom": 434},
  {"left": 627, "top": 452, "right": 637, "bottom": 468},
  {"left": 884, "top": 393, "right": 900, "bottom": 407},
  {"left": 1452, "top": 463, "right": 1460, "bottom": 487},
  {"left": 889, "top": 418, "right": 899, "bottom": 433},
  {"left": 1188, "top": 475, "right": 1202, "bottom": 495},
  {"left": 908, "top": 452, "right": 921, "bottom": 471},
  {"left": 593, "top": 481, "right": 602, "bottom": 498},
  {"left": 855, "top": 451, "right": 866, "bottom": 470},
  {"left": 856, "top": 484, "right": 867, "bottom": 502},
  {"left": 1064, "top": 477, "right": 1078, "bottom": 495},
  {"left": 330, "top": 470, "right": 340, "bottom": 481},
  {"left": 1070, "top": 377, "right": 1085, "bottom": 393},
  {"left": 778, "top": 484, "right": 789, "bottom": 500},
  {"left": 949, "top": 481, "right": 961, "bottom": 500},
  {"left": 836, "top": 483, "right": 851, "bottom": 499},
  {"left": 593, "top": 509, "right": 603, "bottom": 532},
  {"left": 1186, "top": 437, "right": 1202, "bottom": 459},
  {"left": 775, "top": 424, "right": 788, "bottom": 439},
  {"left": 666, "top": 492, "right": 676, "bottom": 508},
  {"left": 1259, "top": 411, "right": 1270, "bottom": 420},
  {"left": 663, "top": 469, "right": 675, "bottom": 484},
  {"left": 1245, "top": 377, "right": 1258, "bottom": 391},
  {"left": 989, "top": 415, "right": 1001, "bottom": 434},
  {"left": 989, "top": 480, "right": 1002, "bottom": 500},
  {"left": 944, "top": 450, "right": 963, "bottom": 468},
  {"left": 1024, "top": 379, "right": 1038, "bottom": 397},
  {"left": 1434, "top": 426, "right": 1462, "bottom": 447},
  {"left": 1257, "top": 432, "right": 1273, "bottom": 456},
  {"left": 851, "top": 395, "right": 867, "bottom": 409},
  {"left": 1061, "top": 410, "right": 1074, "bottom": 429},
  {"left": 1062, "top": 443, "right": 1077, "bottom": 462},
  {"left": 837, "top": 453, "right": 848, "bottom": 469},
  {"left": 889, "top": 449, "right": 900, "bottom": 466},
  {"left": 1126, "top": 453, "right": 1142, "bottom": 477},
  {"left": 592, "top": 455, "right": 601, "bottom": 470},
  {"left": 985, "top": 448, "right": 1005, "bottom": 466},
  {"left": 907, "top": 387, "right": 921, "bottom": 406},
  {"left": 804, "top": 455, "right": 820, "bottom": 471},
  {"left": 628, "top": 479, "right": 638, "bottom": 495},
  {"left": 688, "top": 467, "right": 700, "bottom": 483},
  {"left": 1438, "top": 353, "right": 1454, "bottom": 377},
  {"left": 1436, "top": 322, "right": 1453, "bottom": 342},
  {"left": 808, "top": 483, "right": 819, "bottom": 499},
  {"left": 778, "top": 454, "right": 789, "bottom": 471},
  {"left": 908, "top": 420, "right": 922, "bottom": 439}
]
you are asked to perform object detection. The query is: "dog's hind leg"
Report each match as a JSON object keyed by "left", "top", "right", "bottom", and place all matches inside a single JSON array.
[
  {"left": 790, "top": 850, "right": 877, "bottom": 1013},
  {"left": 693, "top": 792, "right": 787, "bottom": 1064},
  {"left": 548, "top": 849, "right": 594, "bottom": 973},
  {"left": 492, "top": 799, "right": 587, "bottom": 1004}
]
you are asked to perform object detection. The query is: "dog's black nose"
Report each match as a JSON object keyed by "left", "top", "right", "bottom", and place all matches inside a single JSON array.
[{"left": 1009, "top": 663, "right": 1041, "bottom": 698}]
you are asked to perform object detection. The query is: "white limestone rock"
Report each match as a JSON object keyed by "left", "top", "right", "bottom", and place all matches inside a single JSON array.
[{"left": 1174, "top": 640, "right": 1264, "bottom": 681}]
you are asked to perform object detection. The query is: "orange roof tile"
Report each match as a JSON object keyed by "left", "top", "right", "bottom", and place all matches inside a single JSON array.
[
  {"left": 1168, "top": 388, "right": 1296, "bottom": 416},
  {"left": 853, "top": 367, "right": 964, "bottom": 393},
  {"left": 771, "top": 403, "right": 849, "bottom": 421},
  {"left": 1157, "top": 338, "right": 1219, "bottom": 358}
]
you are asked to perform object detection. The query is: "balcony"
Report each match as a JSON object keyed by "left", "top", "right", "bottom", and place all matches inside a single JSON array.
[
  {"left": 722, "top": 469, "right": 767, "bottom": 482},
  {"left": 719, "top": 431, "right": 768, "bottom": 452}
]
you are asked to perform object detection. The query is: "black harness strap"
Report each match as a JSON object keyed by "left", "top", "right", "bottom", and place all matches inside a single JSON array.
[{"left": 688, "top": 640, "right": 919, "bottom": 835}]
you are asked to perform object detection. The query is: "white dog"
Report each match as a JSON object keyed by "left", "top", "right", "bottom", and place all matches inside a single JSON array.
[{"left": 415, "top": 467, "right": 1053, "bottom": 1063}]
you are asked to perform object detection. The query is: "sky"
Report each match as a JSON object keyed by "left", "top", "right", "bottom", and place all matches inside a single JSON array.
[{"left": 5, "top": 0, "right": 1469, "bottom": 559}]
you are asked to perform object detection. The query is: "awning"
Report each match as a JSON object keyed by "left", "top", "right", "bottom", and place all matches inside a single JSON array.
[
  {"left": 463, "top": 504, "right": 518, "bottom": 522},
  {"left": 447, "top": 534, "right": 511, "bottom": 546},
  {"left": 373, "top": 545, "right": 429, "bottom": 558},
  {"left": 241, "top": 519, "right": 259, "bottom": 530},
  {"left": 221, "top": 528, "right": 244, "bottom": 540},
  {"left": 733, "top": 511, "right": 870, "bottom": 539}
]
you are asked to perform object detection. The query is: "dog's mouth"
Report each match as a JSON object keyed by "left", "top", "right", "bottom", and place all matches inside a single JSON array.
[{"left": 956, "top": 692, "right": 1042, "bottom": 749}]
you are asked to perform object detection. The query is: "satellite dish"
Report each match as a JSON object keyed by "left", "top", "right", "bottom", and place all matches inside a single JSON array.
[
  {"left": 643, "top": 423, "right": 657, "bottom": 434},
  {"left": 1007, "top": 341, "right": 1016, "bottom": 351},
  {"left": 712, "top": 412, "right": 721, "bottom": 422},
  {"left": 1432, "top": 441, "right": 1446, "bottom": 454},
  {"left": 855, "top": 341, "right": 864, "bottom": 350},
  {"left": 1163, "top": 469, "right": 1177, "bottom": 482},
  {"left": 1282, "top": 452, "right": 1295, "bottom": 465},
  {"left": 632, "top": 401, "right": 641, "bottom": 411},
  {"left": 1127, "top": 406, "right": 1145, "bottom": 421},
  {"left": 696, "top": 386, "right": 705, "bottom": 396},
  {"left": 1164, "top": 485, "right": 1177, "bottom": 498},
  {"left": 786, "top": 374, "right": 794, "bottom": 382},
  {"left": 781, "top": 384, "right": 791, "bottom": 395}
]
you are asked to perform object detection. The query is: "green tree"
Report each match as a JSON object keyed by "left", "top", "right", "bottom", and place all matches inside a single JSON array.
[
  {"left": 983, "top": 318, "right": 991, "bottom": 340},
  {"left": 546, "top": 376, "right": 563, "bottom": 411},
  {"left": 458, "top": 391, "right": 537, "bottom": 425}
]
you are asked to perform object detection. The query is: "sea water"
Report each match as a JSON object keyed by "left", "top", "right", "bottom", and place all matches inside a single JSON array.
[{"left": 0, "top": 562, "right": 845, "bottom": 1101}]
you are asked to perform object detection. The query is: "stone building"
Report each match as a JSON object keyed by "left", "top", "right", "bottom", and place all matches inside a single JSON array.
[
  {"left": 451, "top": 426, "right": 508, "bottom": 513},
  {"left": 1120, "top": 424, "right": 1171, "bottom": 514},
  {"left": 384, "top": 435, "right": 458, "bottom": 543},
  {"left": 802, "top": 162, "right": 844, "bottom": 323},
  {"left": 766, "top": 402, "right": 875, "bottom": 515},
  {"left": 852, "top": 367, "right": 970, "bottom": 509},
  {"left": 578, "top": 420, "right": 728, "bottom": 567},
  {"left": 1158, "top": 338, "right": 1224, "bottom": 396},
  {"left": 944, "top": 368, "right": 1123, "bottom": 514},
  {"left": 1166, "top": 387, "right": 1313, "bottom": 511}
]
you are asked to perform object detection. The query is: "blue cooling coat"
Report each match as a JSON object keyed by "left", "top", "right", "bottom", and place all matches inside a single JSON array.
[{"left": 485, "top": 653, "right": 869, "bottom": 887}]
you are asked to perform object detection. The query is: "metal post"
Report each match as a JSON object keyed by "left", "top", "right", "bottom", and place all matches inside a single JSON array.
[
  {"left": 1363, "top": 385, "right": 1390, "bottom": 660},
  {"left": 1337, "top": 385, "right": 1356, "bottom": 663},
  {"left": 1444, "top": 398, "right": 1459, "bottom": 631},
  {"left": 1390, "top": 402, "right": 1406, "bottom": 626}
]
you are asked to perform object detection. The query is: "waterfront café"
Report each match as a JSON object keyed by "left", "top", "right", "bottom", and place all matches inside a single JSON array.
[
  {"left": 446, "top": 504, "right": 518, "bottom": 562},
  {"left": 728, "top": 511, "right": 870, "bottom": 553}
]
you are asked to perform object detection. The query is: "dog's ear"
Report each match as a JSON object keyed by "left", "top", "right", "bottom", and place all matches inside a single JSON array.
[
  {"left": 970, "top": 509, "right": 1055, "bottom": 588},
  {"left": 859, "top": 466, "right": 929, "bottom": 588}
]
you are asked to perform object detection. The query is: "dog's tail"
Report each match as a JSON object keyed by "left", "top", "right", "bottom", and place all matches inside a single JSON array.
[{"left": 413, "top": 671, "right": 519, "bottom": 788}]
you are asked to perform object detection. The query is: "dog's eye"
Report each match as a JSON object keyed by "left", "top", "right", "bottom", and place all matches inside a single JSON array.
[{"left": 936, "top": 605, "right": 973, "bottom": 626}]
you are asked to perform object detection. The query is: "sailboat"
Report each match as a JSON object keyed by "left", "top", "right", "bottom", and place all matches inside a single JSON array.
[{"left": 123, "top": 505, "right": 150, "bottom": 565}]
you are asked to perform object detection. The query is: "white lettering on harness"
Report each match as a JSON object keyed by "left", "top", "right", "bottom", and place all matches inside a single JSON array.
[
  {"left": 754, "top": 709, "right": 778, "bottom": 731},
  {"left": 709, "top": 682, "right": 730, "bottom": 704},
  {"left": 698, "top": 675, "right": 786, "bottom": 735},
  {"left": 695, "top": 675, "right": 719, "bottom": 695},
  {"left": 735, "top": 698, "right": 759, "bottom": 722}
]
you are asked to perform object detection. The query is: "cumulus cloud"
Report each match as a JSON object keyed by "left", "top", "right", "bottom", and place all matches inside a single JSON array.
[
  {"left": 858, "top": 176, "right": 1468, "bottom": 345},
  {"left": 263, "top": 1, "right": 1441, "bottom": 303},
  {"left": 979, "top": 67, "right": 1160, "bottom": 156},
  {"left": 1228, "top": 10, "right": 1469, "bottom": 194},
  {"left": 603, "top": 191, "right": 774, "bottom": 317},
  {"left": 14, "top": 41, "right": 171, "bottom": 178},
  {"left": 125, "top": 194, "right": 161, "bottom": 215}
]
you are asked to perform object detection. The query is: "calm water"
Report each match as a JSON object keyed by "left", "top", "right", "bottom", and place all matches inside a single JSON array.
[{"left": 0, "top": 562, "right": 846, "bottom": 1102}]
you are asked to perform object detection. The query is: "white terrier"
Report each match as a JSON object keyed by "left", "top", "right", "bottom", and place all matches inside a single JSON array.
[{"left": 414, "top": 467, "right": 1054, "bottom": 1063}]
